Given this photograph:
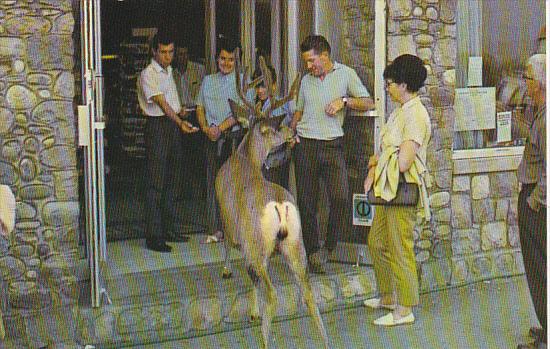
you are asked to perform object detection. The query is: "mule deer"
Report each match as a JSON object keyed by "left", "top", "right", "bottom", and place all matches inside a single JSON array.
[{"left": 215, "top": 51, "right": 329, "bottom": 349}]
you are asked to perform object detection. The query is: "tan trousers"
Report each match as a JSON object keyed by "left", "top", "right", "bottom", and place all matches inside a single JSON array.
[{"left": 368, "top": 205, "right": 419, "bottom": 307}]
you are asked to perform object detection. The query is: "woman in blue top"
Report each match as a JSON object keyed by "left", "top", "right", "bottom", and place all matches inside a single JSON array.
[{"left": 252, "top": 65, "right": 293, "bottom": 190}]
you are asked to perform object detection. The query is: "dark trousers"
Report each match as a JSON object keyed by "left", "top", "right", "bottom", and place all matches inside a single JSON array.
[
  {"left": 205, "top": 132, "right": 243, "bottom": 235},
  {"left": 518, "top": 184, "right": 547, "bottom": 333},
  {"left": 293, "top": 137, "right": 350, "bottom": 256},
  {"left": 144, "top": 117, "right": 185, "bottom": 242},
  {"left": 262, "top": 162, "right": 290, "bottom": 191}
]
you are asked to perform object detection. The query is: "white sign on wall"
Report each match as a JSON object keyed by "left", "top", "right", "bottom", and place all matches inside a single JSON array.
[{"left": 454, "top": 87, "right": 496, "bottom": 132}]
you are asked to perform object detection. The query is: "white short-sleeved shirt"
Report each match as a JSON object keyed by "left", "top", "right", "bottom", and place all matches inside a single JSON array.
[
  {"left": 379, "top": 96, "right": 431, "bottom": 163},
  {"left": 295, "top": 62, "right": 370, "bottom": 140},
  {"left": 138, "top": 59, "right": 182, "bottom": 117}
]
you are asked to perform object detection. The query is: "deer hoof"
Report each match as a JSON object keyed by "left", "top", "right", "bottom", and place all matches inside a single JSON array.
[{"left": 222, "top": 268, "right": 233, "bottom": 279}]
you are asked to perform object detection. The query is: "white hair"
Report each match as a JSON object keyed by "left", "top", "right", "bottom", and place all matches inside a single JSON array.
[{"left": 527, "top": 53, "right": 546, "bottom": 88}]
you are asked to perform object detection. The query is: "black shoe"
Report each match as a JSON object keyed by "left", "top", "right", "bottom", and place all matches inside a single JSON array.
[
  {"left": 165, "top": 234, "right": 190, "bottom": 243},
  {"left": 529, "top": 327, "right": 546, "bottom": 343},
  {"left": 146, "top": 240, "right": 172, "bottom": 252}
]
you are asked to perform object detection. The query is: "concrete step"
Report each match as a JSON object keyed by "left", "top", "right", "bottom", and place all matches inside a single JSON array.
[{"left": 76, "top": 254, "right": 377, "bottom": 348}]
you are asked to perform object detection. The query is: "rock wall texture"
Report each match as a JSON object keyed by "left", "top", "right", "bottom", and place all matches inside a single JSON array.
[
  {"left": 385, "top": 0, "right": 522, "bottom": 290},
  {"left": 0, "top": 0, "right": 79, "bottom": 328}
]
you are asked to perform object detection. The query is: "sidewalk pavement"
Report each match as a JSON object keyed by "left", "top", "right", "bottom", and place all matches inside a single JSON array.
[{"left": 132, "top": 275, "right": 543, "bottom": 349}]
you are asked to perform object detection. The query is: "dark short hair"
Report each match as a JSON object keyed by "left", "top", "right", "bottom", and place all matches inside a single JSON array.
[
  {"left": 252, "top": 64, "right": 277, "bottom": 87},
  {"left": 150, "top": 31, "right": 175, "bottom": 52},
  {"left": 216, "top": 38, "right": 241, "bottom": 58},
  {"left": 300, "top": 35, "right": 331, "bottom": 55},
  {"left": 383, "top": 54, "right": 427, "bottom": 92}
]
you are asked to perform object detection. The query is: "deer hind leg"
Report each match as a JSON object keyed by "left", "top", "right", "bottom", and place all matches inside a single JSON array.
[
  {"left": 246, "top": 264, "right": 260, "bottom": 321},
  {"left": 278, "top": 204, "right": 330, "bottom": 349},
  {"left": 222, "top": 238, "right": 233, "bottom": 279},
  {"left": 257, "top": 262, "right": 277, "bottom": 349}
]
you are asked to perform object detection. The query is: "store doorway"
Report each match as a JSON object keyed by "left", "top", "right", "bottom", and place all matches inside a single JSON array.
[{"left": 100, "top": 0, "right": 211, "bottom": 242}]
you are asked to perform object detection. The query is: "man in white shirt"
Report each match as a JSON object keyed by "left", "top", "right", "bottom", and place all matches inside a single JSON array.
[{"left": 138, "top": 32, "right": 198, "bottom": 252}]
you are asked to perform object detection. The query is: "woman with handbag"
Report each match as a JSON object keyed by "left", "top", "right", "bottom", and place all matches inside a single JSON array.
[{"left": 363, "top": 54, "right": 431, "bottom": 326}]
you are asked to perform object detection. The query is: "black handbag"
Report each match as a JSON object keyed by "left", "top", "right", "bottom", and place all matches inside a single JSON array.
[{"left": 367, "top": 173, "right": 419, "bottom": 206}]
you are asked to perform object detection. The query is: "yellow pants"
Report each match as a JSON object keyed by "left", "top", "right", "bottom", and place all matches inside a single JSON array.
[{"left": 368, "top": 205, "right": 419, "bottom": 307}]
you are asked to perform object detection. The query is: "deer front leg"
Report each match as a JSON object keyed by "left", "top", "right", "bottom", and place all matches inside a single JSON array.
[{"left": 257, "top": 263, "right": 277, "bottom": 349}]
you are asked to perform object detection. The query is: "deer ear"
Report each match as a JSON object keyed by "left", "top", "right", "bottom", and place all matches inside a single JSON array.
[
  {"left": 228, "top": 99, "right": 250, "bottom": 128},
  {"left": 265, "top": 114, "right": 286, "bottom": 130}
]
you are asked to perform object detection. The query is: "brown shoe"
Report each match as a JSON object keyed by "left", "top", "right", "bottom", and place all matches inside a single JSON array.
[{"left": 517, "top": 342, "right": 538, "bottom": 349}]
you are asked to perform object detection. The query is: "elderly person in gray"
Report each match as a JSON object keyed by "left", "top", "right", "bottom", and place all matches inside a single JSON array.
[{"left": 517, "top": 53, "right": 546, "bottom": 349}]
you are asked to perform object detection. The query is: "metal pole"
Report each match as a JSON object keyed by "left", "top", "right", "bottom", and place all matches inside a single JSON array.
[
  {"left": 82, "top": 0, "right": 100, "bottom": 308},
  {"left": 93, "top": 0, "right": 107, "bottom": 262}
]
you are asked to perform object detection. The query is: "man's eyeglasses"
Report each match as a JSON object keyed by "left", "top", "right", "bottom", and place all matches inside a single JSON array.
[{"left": 522, "top": 74, "right": 534, "bottom": 81}]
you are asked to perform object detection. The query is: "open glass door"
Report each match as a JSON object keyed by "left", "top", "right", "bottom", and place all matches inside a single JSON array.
[{"left": 79, "top": 0, "right": 107, "bottom": 308}]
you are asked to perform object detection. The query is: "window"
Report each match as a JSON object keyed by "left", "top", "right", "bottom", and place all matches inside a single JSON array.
[{"left": 454, "top": 0, "right": 545, "bottom": 151}]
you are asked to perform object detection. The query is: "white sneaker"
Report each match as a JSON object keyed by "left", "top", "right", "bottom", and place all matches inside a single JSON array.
[
  {"left": 373, "top": 312, "right": 415, "bottom": 326},
  {"left": 363, "top": 298, "right": 396, "bottom": 310}
]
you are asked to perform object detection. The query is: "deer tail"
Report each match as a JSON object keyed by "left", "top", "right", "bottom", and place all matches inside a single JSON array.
[{"left": 262, "top": 201, "right": 301, "bottom": 245}]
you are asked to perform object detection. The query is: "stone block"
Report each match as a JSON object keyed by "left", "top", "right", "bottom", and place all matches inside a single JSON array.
[
  {"left": 495, "top": 199, "right": 509, "bottom": 221},
  {"left": 451, "top": 258, "right": 468, "bottom": 285},
  {"left": 26, "top": 35, "right": 74, "bottom": 71},
  {"left": 415, "top": 250, "right": 430, "bottom": 263},
  {"left": 2, "top": 140, "right": 22, "bottom": 162},
  {"left": 0, "top": 36, "right": 26, "bottom": 57},
  {"left": 4, "top": 16, "right": 51, "bottom": 35},
  {"left": 388, "top": 34, "right": 416, "bottom": 61},
  {"left": 417, "top": 240, "right": 432, "bottom": 250},
  {"left": 0, "top": 107, "right": 15, "bottom": 134},
  {"left": 433, "top": 240, "right": 452, "bottom": 259},
  {"left": 495, "top": 252, "right": 518, "bottom": 276},
  {"left": 42, "top": 202, "right": 79, "bottom": 227},
  {"left": 417, "top": 47, "right": 433, "bottom": 62},
  {"left": 434, "top": 169, "right": 452, "bottom": 189},
  {"left": 440, "top": 0, "right": 457, "bottom": 23},
  {"left": 471, "top": 175, "right": 490, "bottom": 200},
  {"left": 52, "top": 13, "right": 74, "bottom": 34},
  {"left": 53, "top": 170, "right": 78, "bottom": 201},
  {"left": 507, "top": 197, "right": 518, "bottom": 225},
  {"left": 508, "top": 225, "right": 520, "bottom": 247},
  {"left": 16, "top": 201, "right": 37, "bottom": 220},
  {"left": 32, "top": 100, "right": 74, "bottom": 124},
  {"left": 453, "top": 175, "right": 470, "bottom": 192},
  {"left": 388, "top": 0, "right": 412, "bottom": 18},
  {"left": 0, "top": 256, "right": 26, "bottom": 281},
  {"left": 490, "top": 172, "right": 517, "bottom": 198},
  {"left": 451, "top": 194, "right": 472, "bottom": 229},
  {"left": 433, "top": 207, "right": 451, "bottom": 224},
  {"left": 433, "top": 38, "right": 456, "bottom": 67},
  {"left": 117, "top": 302, "right": 185, "bottom": 335},
  {"left": 6, "top": 85, "right": 37, "bottom": 110},
  {"left": 19, "top": 184, "right": 53, "bottom": 200},
  {"left": 470, "top": 256, "right": 493, "bottom": 279},
  {"left": 412, "top": 6, "right": 423, "bottom": 17},
  {"left": 481, "top": 222, "right": 507, "bottom": 251},
  {"left": 471, "top": 199, "right": 495, "bottom": 224},
  {"left": 426, "top": 6, "right": 438, "bottom": 20},
  {"left": 429, "top": 149, "right": 452, "bottom": 171},
  {"left": 40, "top": 145, "right": 77, "bottom": 170},
  {"left": 451, "top": 229, "right": 480, "bottom": 255}
]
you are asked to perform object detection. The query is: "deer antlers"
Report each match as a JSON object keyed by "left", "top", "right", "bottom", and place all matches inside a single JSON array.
[{"left": 231, "top": 48, "right": 301, "bottom": 124}]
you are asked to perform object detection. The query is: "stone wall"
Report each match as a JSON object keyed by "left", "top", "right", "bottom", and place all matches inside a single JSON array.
[
  {"left": 386, "top": 0, "right": 523, "bottom": 291},
  {"left": 0, "top": 0, "right": 79, "bottom": 336},
  {"left": 450, "top": 170, "right": 523, "bottom": 285}
]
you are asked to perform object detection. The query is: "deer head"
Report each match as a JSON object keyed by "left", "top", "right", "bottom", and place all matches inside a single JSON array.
[{"left": 228, "top": 48, "right": 301, "bottom": 168}]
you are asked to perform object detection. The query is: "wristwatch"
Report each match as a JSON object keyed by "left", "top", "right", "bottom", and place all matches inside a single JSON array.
[{"left": 342, "top": 96, "right": 349, "bottom": 107}]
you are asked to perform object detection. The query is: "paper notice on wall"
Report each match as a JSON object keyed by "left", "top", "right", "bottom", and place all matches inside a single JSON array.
[
  {"left": 454, "top": 87, "right": 496, "bottom": 131},
  {"left": 496, "top": 111, "right": 512, "bottom": 143},
  {"left": 468, "top": 56, "right": 483, "bottom": 87}
]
